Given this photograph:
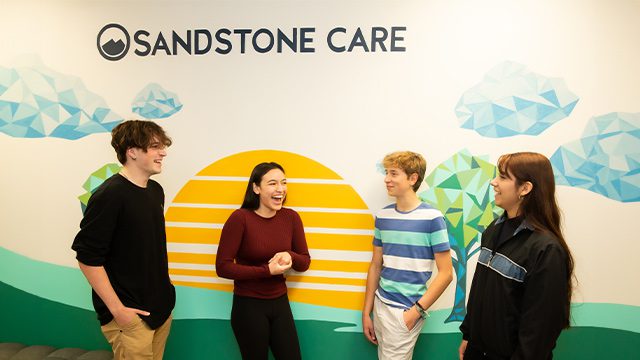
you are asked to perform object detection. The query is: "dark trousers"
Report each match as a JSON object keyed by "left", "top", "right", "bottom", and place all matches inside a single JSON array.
[
  {"left": 464, "top": 342, "right": 508, "bottom": 360},
  {"left": 231, "top": 294, "right": 302, "bottom": 360}
]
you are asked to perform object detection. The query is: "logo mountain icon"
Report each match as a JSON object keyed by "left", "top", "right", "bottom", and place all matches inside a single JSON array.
[{"left": 101, "top": 39, "right": 126, "bottom": 56}]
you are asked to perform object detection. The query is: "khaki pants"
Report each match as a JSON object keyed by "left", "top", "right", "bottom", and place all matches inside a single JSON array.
[
  {"left": 373, "top": 297, "right": 424, "bottom": 360},
  {"left": 101, "top": 315, "right": 172, "bottom": 360}
]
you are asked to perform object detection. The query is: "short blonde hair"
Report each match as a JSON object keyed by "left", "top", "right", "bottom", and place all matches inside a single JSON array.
[{"left": 382, "top": 151, "right": 427, "bottom": 192}]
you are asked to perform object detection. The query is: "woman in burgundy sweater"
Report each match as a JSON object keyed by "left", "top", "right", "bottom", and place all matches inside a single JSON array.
[{"left": 216, "top": 162, "right": 311, "bottom": 360}]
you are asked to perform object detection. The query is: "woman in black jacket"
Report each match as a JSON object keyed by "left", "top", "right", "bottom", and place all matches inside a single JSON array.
[{"left": 459, "top": 152, "right": 575, "bottom": 360}]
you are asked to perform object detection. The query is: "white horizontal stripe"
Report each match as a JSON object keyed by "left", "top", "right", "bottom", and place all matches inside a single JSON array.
[
  {"left": 377, "top": 207, "right": 443, "bottom": 220},
  {"left": 382, "top": 255, "right": 434, "bottom": 272},
  {"left": 168, "top": 203, "right": 238, "bottom": 209},
  {"left": 192, "top": 176, "right": 346, "bottom": 184},
  {"left": 288, "top": 270, "right": 367, "bottom": 279},
  {"left": 291, "top": 207, "right": 372, "bottom": 214},
  {"left": 286, "top": 281, "right": 365, "bottom": 292},
  {"left": 170, "top": 274, "right": 233, "bottom": 284},
  {"left": 166, "top": 222, "right": 223, "bottom": 229},
  {"left": 170, "top": 275, "right": 364, "bottom": 292},
  {"left": 166, "top": 222, "right": 373, "bottom": 235},
  {"left": 167, "top": 203, "right": 371, "bottom": 214},
  {"left": 304, "top": 227, "right": 373, "bottom": 235},
  {"left": 310, "top": 249, "right": 371, "bottom": 262},
  {"left": 168, "top": 264, "right": 366, "bottom": 280},
  {"left": 169, "top": 262, "right": 215, "bottom": 271},
  {"left": 192, "top": 176, "right": 248, "bottom": 182},
  {"left": 168, "top": 243, "right": 218, "bottom": 254},
  {"left": 167, "top": 243, "right": 371, "bottom": 263}
]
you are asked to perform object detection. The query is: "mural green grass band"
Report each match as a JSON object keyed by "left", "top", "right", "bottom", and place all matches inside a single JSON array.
[
  {"left": 0, "top": 246, "right": 93, "bottom": 310},
  {"left": 2, "top": 246, "right": 639, "bottom": 334},
  {"left": 2, "top": 281, "right": 639, "bottom": 360}
]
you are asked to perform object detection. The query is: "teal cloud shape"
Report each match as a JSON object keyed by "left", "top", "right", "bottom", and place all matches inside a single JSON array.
[
  {"left": 132, "top": 83, "right": 183, "bottom": 119},
  {"left": 551, "top": 112, "right": 640, "bottom": 202},
  {"left": 455, "top": 61, "right": 579, "bottom": 137},
  {"left": 0, "top": 60, "right": 123, "bottom": 139}
]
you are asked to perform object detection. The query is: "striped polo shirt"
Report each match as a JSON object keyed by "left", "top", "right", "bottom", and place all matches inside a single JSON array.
[{"left": 373, "top": 202, "right": 450, "bottom": 309}]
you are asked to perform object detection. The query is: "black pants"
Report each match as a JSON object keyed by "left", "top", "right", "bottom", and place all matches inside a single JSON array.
[
  {"left": 231, "top": 294, "right": 302, "bottom": 360},
  {"left": 464, "top": 342, "right": 508, "bottom": 360}
]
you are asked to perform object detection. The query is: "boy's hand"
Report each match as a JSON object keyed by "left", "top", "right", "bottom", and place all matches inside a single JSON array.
[
  {"left": 459, "top": 340, "right": 468, "bottom": 359},
  {"left": 113, "top": 306, "right": 150, "bottom": 327},
  {"left": 402, "top": 306, "right": 421, "bottom": 331},
  {"left": 362, "top": 314, "right": 378, "bottom": 345}
]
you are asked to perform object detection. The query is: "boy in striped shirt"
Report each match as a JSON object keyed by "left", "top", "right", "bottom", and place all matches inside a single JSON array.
[{"left": 362, "top": 151, "right": 453, "bottom": 360}]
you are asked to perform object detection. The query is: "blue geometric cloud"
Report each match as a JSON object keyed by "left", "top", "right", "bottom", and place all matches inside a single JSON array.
[
  {"left": 132, "top": 83, "right": 183, "bottom": 119},
  {"left": 551, "top": 112, "right": 640, "bottom": 202},
  {"left": 455, "top": 61, "right": 579, "bottom": 137},
  {"left": 0, "top": 61, "right": 123, "bottom": 139}
]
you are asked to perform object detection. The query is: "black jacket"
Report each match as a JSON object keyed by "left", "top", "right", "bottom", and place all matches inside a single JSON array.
[{"left": 460, "top": 215, "right": 569, "bottom": 360}]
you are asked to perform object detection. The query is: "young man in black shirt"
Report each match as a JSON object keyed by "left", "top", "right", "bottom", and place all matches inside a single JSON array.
[{"left": 72, "top": 120, "right": 176, "bottom": 360}]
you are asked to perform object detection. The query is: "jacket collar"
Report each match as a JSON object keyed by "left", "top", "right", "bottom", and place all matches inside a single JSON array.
[{"left": 495, "top": 213, "right": 534, "bottom": 236}]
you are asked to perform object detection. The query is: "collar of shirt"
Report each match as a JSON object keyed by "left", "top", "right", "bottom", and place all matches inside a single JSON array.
[{"left": 495, "top": 213, "right": 535, "bottom": 236}]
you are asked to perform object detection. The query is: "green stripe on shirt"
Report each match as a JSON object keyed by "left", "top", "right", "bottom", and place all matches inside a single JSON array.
[
  {"left": 378, "top": 230, "right": 427, "bottom": 246},
  {"left": 380, "top": 277, "right": 427, "bottom": 297}
]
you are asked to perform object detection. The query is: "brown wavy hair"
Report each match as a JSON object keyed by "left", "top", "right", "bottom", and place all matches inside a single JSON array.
[
  {"left": 111, "top": 120, "right": 172, "bottom": 164},
  {"left": 497, "top": 152, "right": 575, "bottom": 328}
]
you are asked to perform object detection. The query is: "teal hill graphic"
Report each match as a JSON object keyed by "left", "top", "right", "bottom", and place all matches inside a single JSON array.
[
  {"left": 455, "top": 61, "right": 579, "bottom": 138},
  {"left": 551, "top": 112, "right": 640, "bottom": 202},
  {"left": 1, "top": 246, "right": 639, "bottom": 359}
]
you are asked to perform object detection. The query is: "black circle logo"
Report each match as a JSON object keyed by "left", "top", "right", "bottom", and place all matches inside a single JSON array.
[{"left": 97, "top": 23, "right": 130, "bottom": 61}]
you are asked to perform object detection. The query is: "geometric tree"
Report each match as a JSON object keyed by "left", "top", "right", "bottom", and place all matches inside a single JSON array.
[
  {"left": 419, "top": 149, "right": 502, "bottom": 322},
  {"left": 78, "top": 163, "right": 121, "bottom": 213}
]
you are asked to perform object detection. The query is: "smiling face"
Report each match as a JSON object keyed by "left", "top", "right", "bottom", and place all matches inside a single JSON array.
[
  {"left": 253, "top": 168, "right": 287, "bottom": 217},
  {"left": 384, "top": 166, "right": 418, "bottom": 198},
  {"left": 128, "top": 137, "right": 167, "bottom": 177},
  {"left": 490, "top": 167, "right": 531, "bottom": 218}
]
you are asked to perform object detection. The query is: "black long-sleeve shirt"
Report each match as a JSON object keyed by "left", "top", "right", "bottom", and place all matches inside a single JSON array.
[
  {"left": 72, "top": 173, "right": 175, "bottom": 329},
  {"left": 460, "top": 215, "right": 570, "bottom": 360}
]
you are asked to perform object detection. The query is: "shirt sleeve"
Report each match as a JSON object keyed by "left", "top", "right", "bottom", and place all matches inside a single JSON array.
[
  {"left": 373, "top": 216, "right": 382, "bottom": 247},
  {"left": 215, "top": 210, "right": 271, "bottom": 280},
  {"left": 429, "top": 213, "right": 450, "bottom": 253},
  {"left": 512, "top": 242, "right": 569, "bottom": 360},
  {"left": 71, "top": 185, "right": 120, "bottom": 266},
  {"left": 288, "top": 210, "right": 311, "bottom": 272}
]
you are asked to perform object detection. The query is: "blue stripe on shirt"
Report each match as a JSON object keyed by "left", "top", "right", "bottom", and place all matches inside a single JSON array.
[
  {"left": 375, "top": 217, "right": 447, "bottom": 233},
  {"left": 381, "top": 267, "right": 432, "bottom": 285},
  {"left": 382, "top": 242, "right": 435, "bottom": 259}
]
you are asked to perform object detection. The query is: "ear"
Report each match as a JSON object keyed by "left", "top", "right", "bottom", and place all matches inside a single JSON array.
[
  {"left": 520, "top": 181, "right": 533, "bottom": 197},
  {"left": 126, "top": 148, "right": 138, "bottom": 161},
  {"left": 408, "top": 172, "right": 419, "bottom": 186},
  {"left": 252, "top": 182, "right": 260, "bottom": 195}
]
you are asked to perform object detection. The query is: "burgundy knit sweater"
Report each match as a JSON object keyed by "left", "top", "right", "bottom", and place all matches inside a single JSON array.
[{"left": 216, "top": 207, "right": 311, "bottom": 299}]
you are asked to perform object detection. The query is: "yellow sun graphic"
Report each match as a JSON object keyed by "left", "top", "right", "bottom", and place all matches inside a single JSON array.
[{"left": 165, "top": 150, "right": 374, "bottom": 310}]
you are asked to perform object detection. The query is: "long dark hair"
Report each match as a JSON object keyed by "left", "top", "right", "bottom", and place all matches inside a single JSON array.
[
  {"left": 497, "top": 152, "right": 575, "bottom": 328},
  {"left": 241, "top": 162, "right": 286, "bottom": 210}
]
